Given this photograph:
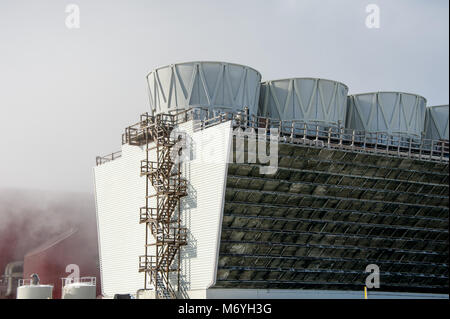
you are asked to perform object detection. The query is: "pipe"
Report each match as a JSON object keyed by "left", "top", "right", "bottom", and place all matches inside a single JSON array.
[{"left": 4, "top": 261, "right": 23, "bottom": 297}]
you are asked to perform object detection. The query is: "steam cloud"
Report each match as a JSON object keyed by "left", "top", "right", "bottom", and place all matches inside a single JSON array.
[{"left": 0, "top": 188, "right": 98, "bottom": 275}]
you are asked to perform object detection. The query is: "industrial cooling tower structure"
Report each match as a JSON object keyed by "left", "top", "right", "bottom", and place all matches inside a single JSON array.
[
  {"left": 259, "top": 78, "right": 348, "bottom": 126},
  {"left": 346, "top": 92, "right": 427, "bottom": 139},
  {"left": 95, "top": 61, "right": 449, "bottom": 299},
  {"left": 23, "top": 228, "right": 101, "bottom": 299},
  {"left": 424, "top": 105, "right": 449, "bottom": 141},
  {"left": 147, "top": 61, "right": 262, "bottom": 116}
]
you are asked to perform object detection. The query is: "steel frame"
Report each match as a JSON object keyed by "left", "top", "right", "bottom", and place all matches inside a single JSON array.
[
  {"left": 137, "top": 113, "right": 187, "bottom": 299},
  {"left": 97, "top": 107, "right": 449, "bottom": 167}
]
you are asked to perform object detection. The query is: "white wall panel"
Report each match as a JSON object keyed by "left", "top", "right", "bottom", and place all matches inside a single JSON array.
[
  {"left": 94, "top": 121, "right": 232, "bottom": 296},
  {"left": 178, "top": 121, "right": 231, "bottom": 292},
  {"left": 94, "top": 144, "right": 146, "bottom": 297}
]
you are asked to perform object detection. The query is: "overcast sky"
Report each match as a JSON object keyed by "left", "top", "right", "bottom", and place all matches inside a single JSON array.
[{"left": 0, "top": 0, "right": 448, "bottom": 193}]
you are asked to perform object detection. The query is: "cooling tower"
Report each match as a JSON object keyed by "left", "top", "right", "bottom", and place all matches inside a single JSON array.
[
  {"left": 424, "top": 105, "right": 449, "bottom": 141},
  {"left": 95, "top": 61, "right": 449, "bottom": 300},
  {"left": 95, "top": 110, "right": 449, "bottom": 299},
  {"left": 346, "top": 92, "right": 427, "bottom": 138},
  {"left": 259, "top": 78, "right": 348, "bottom": 126},
  {"left": 146, "top": 61, "right": 262, "bottom": 116}
]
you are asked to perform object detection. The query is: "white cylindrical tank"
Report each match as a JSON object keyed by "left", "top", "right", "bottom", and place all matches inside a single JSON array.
[
  {"left": 61, "top": 277, "right": 96, "bottom": 299},
  {"left": 259, "top": 78, "right": 349, "bottom": 126},
  {"left": 346, "top": 92, "right": 427, "bottom": 138},
  {"left": 147, "top": 61, "right": 262, "bottom": 116},
  {"left": 16, "top": 285, "right": 53, "bottom": 299},
  {"left": 424, "top": 105, "right": 449, "bottom": 141},
  {"left": 62, "top": 283, "right": 96, "bottom": 299}
]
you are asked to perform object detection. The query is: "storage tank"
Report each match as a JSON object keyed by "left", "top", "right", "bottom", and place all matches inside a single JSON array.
[
  {"left": 346, "top": 92, "right": 427, "bottom": 139},
  {"left": 147, "top": 61, "right": 262, "bottom": 116},
  {"left": 16, "top": 280, "right": 53, "bottom": 299},
  {"left": 62, "top": 277, "right": 96, "bottom": 299},
  {"left": 0, "top": 190, "right": 100, "bottom": 299},
  {"left": 424, "top": 105, "right": 449, "bottom": 141},
  {"left": 23, "top": 228, "right": 101, "bottom": 299},
  {"left": 258, "top": 78, "right": 349, "bottom": 126}
]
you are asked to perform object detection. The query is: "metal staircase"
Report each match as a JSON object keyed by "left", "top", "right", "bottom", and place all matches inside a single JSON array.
[{"left": 138, "top": 113, "right": 188, "bottom": 299}]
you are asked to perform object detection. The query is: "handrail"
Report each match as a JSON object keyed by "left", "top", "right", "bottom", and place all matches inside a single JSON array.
[
  {"left": 96, "top": 151, "right": 122, "bottom": 166},
  {"left": 61, "top": 277, "right": 96, "bottom": 289},
  {"left": 18, "top": 279, "right": 53, "bottom": 287},
  {"left": 97, "top": 107, "right": 449, "bottom": 166}
]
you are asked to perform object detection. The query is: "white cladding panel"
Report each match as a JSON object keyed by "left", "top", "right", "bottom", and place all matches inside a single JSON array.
[
  {"left": 147, "top": 62, "right": 262, "bottom": 116},
  {"left": 346, "top": 92, "right": 427, "bottom": 138},
  {"left": 259, "top": 78, "right": 348, "bottom": 125},
  {"left": 424, "top": 105, "right": 449, "bottom": 140},
  {"left": 178, "top": 121, "right": 231, "bottom": 291},
  {"left": 94, "top": 121, "right": 231, "bottom": 296},
  {"left": 94, "top": 144, "right": 146, "bottom": 297}
]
